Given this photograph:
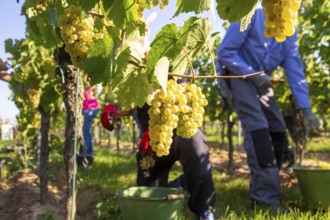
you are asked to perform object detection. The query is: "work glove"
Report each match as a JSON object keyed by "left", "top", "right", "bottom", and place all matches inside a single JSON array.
[
  {"left": 301, "top": 108, "right": 320, "bottom": 135},
  {"left": 139, "top": 129, "right": 153, "bottom": 154},
  {"left": 250, "top": 73, "right": 273, "bottom": 91},
  {"left": 0, "top": 59, "right": 9, "bottom": 71},
  {"left": 101, "top": 104, "right": 119, "bottom": 131}
]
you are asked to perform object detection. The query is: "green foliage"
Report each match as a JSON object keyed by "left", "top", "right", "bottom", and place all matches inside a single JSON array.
[
  {"left": 148, "top": 17, "right": 213, "bottom": 78},
  {"left": 67, "top": 0, "right": 100, "bottom": 12},
  {"left": 147, "top": 23, "right": 180, "bottom": 78},
  {"left": 36, "top": 210, "right": 55, "bottom": 220},
  {"left": 173, "top": 0, "right": 212, "bottom": 17},
  {"left": 5, "top": 37, "right": 62, "bottom": 150},
  {"left": 115, "top": 68, "right": 149, "bottom": 109},
  {"left": 22, "top": 0, "right": 62, "bottom": 49},
  {"left": 106, "top": 0, "right": 140, "bottom": 28},
  {"left": 83, "top": 35, "right": 114, "bottom": 85},
  {"left": 298, "top": 0, "right": 330, "bottom": 117},
  {"left": 216, "top": 0, "right": 259, "bottom": 23}
]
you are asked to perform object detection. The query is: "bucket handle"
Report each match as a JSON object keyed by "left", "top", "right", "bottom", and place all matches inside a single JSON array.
[{"left": 163, "top": 194, "right": 185, "bottom": 200}]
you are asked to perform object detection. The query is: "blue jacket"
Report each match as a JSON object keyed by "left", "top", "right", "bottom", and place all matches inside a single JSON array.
[{"left": 216, "top": 9, "right": 311, "bottom": 109}]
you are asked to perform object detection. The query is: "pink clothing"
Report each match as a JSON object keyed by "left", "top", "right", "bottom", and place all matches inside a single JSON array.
[{"left": 83, "top": 86, "right": 100, "bottom": 110}]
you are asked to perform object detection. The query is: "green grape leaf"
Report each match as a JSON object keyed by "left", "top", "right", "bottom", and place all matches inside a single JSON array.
[
  {"left": 147, "top": 24, "right": 180, "bottom": 81},
  {"left": 240, "top": 2, "right": 258, "bottom": 31},
  {"left": 4, "top": 39, "right": 14, "bottom": 54},
  {"left": 40, "top": 83, "right": 62, "bottom": 115},
  {"left": 174, "top": 0, "right": 211, "bottom": 17},
  {"left": 154, "top": 57, "right": 170, "bottom": 93},
  {"left": 106, "top": 0, "right": 139, "bottom": 28},
  {"left": 114, "top": 67, "right": 149, "bottom": 110},
  {"left": 216, "top": 0, "right": 259, "bottom": 22},
  {"left": 83, "top": 35, "right": 114, "bottom": 85},
  {"left": 183, "top": 17, "right": 212, "bottom": 58},
  {"left": 112, "top": 46, "right": 131, "bottom": 88},
  {"left": 67, "top": 0, "right": 99, "bottom": 11},
  {"left": 148, "top": 17, "right": 214, "bottom": 81}
]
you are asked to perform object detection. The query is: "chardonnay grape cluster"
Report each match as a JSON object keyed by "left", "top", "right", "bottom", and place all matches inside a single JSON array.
[
  {"left": 151, "top": 0, "right": 169, "bottom": 10},
  {"left": 41, "top": 57, "right": 56, "bottom": 78},
  {"left": 262, "top": 0, "right": 301, "bottom": 42},
  {"left": 59, "top": 5, "right": 96, "bottom": 67},
  {"left": 148, "top": 79, "right": 208, "bottom": 157},
  {"left": 27, "top": 88, "right": 41, "bottom": 109},
  {"left": 35, "top": 0, "right": 51, "bottom": 11},
  {"left": 139, "top": 155, "right": 155, "bottom": 177}
]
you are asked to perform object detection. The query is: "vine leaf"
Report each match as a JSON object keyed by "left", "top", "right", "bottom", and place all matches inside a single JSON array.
[
  {"left": 148, "top": 17, "right": 214, "bottom": 81},
  {"left": 67, "top": 0, "right": 99, "bottom": 11},
  {"left": 112, "top": 43, "right": 148, "bottom": 110},
  {"left": 40, "top": 83, "right": 62, "bottom": 114},
  {"left": 147, "top": 24, "right": 180, "bottom": 81},
  {"left": 105, "top": 0, "right": 139, "bottom": 28},
  {"left": 240, "top": 2, "right": 258, "bottom": 31},
  {"left": 216, "top": 0, "right": 259, "bottom": 23},
  {"left": 83, "top": 35, "right": 114, "bottom": 85},
  {"left": 23, "top": 4, "right": 62, "bottom": 49},
  {"left": 173, "top": 0, "right": 211, "bottom": 17},
  {"left": 154, "top": 57, "right": 170, "bottom": 94},
  {"left": 183, "top": 17, "right": 212, "bottom": 58},
  {"left": 115, "top": 68, "right": 149, "bottom": 110},
  {"left": 112, "top": 46, "right": 131, "bottom": 89}
]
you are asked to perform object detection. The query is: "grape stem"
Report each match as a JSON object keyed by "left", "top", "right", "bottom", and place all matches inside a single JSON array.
[
  {"left": 87, "top": 11, "right": 105, "bottom": 19},
  {"left": 183, "top": 47, "right": 196, "bottom": 78},
  {"left": 204, "top": 41, "right": 217, "bottom": 77},
  {"left": 168, "top": 70, "right": 265, "bottom": 79}
]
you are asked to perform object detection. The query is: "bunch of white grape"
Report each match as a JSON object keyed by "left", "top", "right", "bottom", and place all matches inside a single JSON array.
[
  {"left": 177, "top": 83, "right": 208, "bottom": 138},
  {"left": 262, "top": 0, "right": 301, "bottom": 42},
  {"left": 148, "top": 79, "right": 208, "bottom": 157},
  {"left": 27, "top": 88, "right": 41, "bottom": 109},
  {"left": 35, "top": 0, "right": 51, "bottom": 11},
  {"left": 23, "top": 0, "right": 51, "bottom": 17},
  {"left": 151, "top": 0, "right": 169, "bottom": 10},
  {"left": 41, "top": 56, "right": 56, "bottom": 78},
  {"left": 136, "top": 0, "right": 146, "bottom": 19},
  {"left": 59, "top": 5, "right": 95, "bottom": 67},
  {"left": 139, "top": 155, "right": 155, "bottom": 177}
]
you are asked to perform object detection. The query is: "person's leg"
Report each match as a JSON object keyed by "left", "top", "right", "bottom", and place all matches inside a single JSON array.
[
  {"left": 226, "top": 78, "right": 283, "bottom": 206},
  {"left": 168, "top": 173, "right": 188, "bottom": 190},
  {"left": 260, "top": 91, "right": 287, "bottom": 168},
  {"left": 282, "top": 115, "right": 295, "bottom": 167},
  {"left": 83, "top": 109, "right": 99, "bottom": 157},
  {"left": 173, "top": 130, "right": 216, "bottom": 219}
]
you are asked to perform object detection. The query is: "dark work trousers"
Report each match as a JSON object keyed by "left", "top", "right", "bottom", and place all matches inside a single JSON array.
[
  {"left": 219, "top": 76, "right": 287, "bottom": 206},
  {"left": 136, "top": 129, "right": 216, "bottom": 216}
]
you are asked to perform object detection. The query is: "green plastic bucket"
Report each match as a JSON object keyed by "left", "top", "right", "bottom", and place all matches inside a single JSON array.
[
  {"left": 116, "top": 186, "right": 185, "bottom": 220},
  {"left": 294, "top": 166, "right": 330, "bottom": 209}
]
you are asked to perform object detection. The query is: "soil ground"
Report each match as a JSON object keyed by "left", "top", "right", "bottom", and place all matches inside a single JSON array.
[{"left": 0, "top": 146, "right": 329, "bottom": 220}]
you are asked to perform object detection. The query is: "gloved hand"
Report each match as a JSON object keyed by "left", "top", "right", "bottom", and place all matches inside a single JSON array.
[
  {"left": 250, "top": 73, "right": 273, "bottom": 91},
  {"left": 301, "top": 108, "right": 320, "bottom": 135},
  {"left": 101, "top": 104, "right": 119, "bottom": 131},
  {"left": 139, "top": 129, "right": 153, "bottom": 154},
  {"left": 0, "top": 59, "right": 9, "bottom": 71}
]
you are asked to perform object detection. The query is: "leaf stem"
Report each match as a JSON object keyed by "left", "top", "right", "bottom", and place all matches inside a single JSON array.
[
  {"left": 87, "top": 11, "right": 105, "bottom": 19},
  {"left": 205, "top": 41, "right": 217, "bottom": 77},
  {"left": 183, "top": 47, "right": 196, "bottom": 78},
  {"left": 168, "top": 71, "right": 264, "bottom": 79}
]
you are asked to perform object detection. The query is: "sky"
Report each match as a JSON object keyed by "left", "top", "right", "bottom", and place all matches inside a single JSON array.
[
  {"left": 0, "top": 0, "right": 25, "bottom": 123},
  {"left": 0, "top": 1, "right": 224, "bottom": 124}
]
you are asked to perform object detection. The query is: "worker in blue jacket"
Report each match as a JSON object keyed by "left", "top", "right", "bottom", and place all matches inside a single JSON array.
[{"left": 216, "top": 8, "right": 319, "bottom": 213}]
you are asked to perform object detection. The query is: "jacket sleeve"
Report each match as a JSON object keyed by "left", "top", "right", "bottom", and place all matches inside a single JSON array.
[
  {"left": 282, "top": 36, "right": 311, "bottom": 109},
  {"left": 216, "top": 21, "right": 257, "bottom": 76}
]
